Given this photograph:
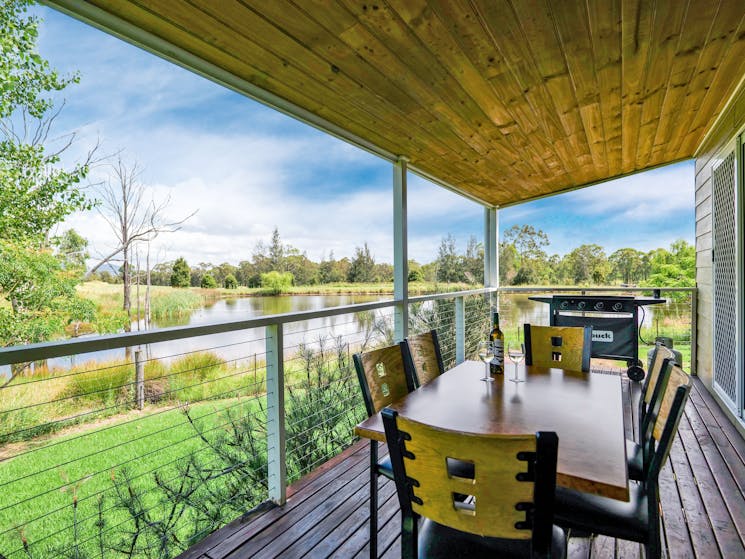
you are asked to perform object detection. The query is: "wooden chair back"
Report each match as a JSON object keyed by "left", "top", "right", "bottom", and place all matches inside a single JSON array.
[
  {"left": 383, "top": 409, "right": 558, "bottom": 554},
  {"left": 523, "top": 324, "right": 592, "bottom": 372},
  {"left": 647, "top": 362, "right": 692, "bottom": 479},
  {"left": 643, "top": 344, "right": 676, "bottom": 406},
  {"left": 403, "top": 330, "right": 445, "bottom": 387},
  {"left": 353, "top": 344, "right": 415, "bottom": 417}
]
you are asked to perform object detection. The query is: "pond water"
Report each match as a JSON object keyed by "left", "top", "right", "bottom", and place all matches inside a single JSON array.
[{"left": 2, "top": 291, "right": 693, "bottom": 376}]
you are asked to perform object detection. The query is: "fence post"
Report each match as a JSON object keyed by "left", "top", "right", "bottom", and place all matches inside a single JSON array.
[
  {"left": 455, "top": 296, "right": 465, "bottom": 364},
  {"left": 690, "top": 289, "right": 698, "bottom": 376},
  {"left": 266, "top": 324, "right": 286, "bottom": 505},
  {"left": 135, "top": 349, "right": 144, "bottom": 410}
]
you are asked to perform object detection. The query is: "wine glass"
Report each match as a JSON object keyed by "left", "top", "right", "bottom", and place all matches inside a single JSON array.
[
  {"left": 508, "top": 342, "right": 525, "bottom": 383},
  {"left": 477, "top": 341, "right": 494, "bottom": 382}
]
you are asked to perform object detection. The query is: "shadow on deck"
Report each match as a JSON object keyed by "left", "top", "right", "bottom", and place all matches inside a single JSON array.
[{"left": 180, "top": 374, "right": 745, "bottom": 559}]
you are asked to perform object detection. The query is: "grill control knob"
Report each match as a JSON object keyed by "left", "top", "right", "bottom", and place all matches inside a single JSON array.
[
  {"left": 560, "top": 301, "right": 569, "bottom": 310},
  {"left": 612, "top": 302, "right": 623, "bottom": 311},
  {"left": 577, "top": 301, "right": 587, "bottom": 310},
  {"left": 594, "top": 302, "right": 605, "bottom": 310}
]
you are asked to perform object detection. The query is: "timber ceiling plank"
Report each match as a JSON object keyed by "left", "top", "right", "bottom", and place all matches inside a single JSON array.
[
  {"left": 74, "top": 0, "right": 745, "bottom": 206},
  {"left": 433, "top": 0, "right": 571, "bottom": 190},
  {"left": 503, "top": 0, "right": 581, "bottom": 188},
  {"left": 550, "top": 0, "right": 607, "bottom": 179},
  {"left": 236, "top": 0, "right": 470, "bottom": 163},
  {"left": 392, "top": 0, "right": 551, "bottom": 195},
  {"left": 635, "top": 0, "right": 687, "bottom": 170},
  {"left": 166, "top": 0, "right": 443, "bottom": 160},
  {"left": 679, "top": 6, "right": 745, "bottom": 155},
  {"left": 620, "top": 0, "right": 655, "bottom": 172},
  {"left": 111, "top": 0, "right": 418, "bottom": 159},
  {"left": 587, "top": 0, "right": 622, "bottom": 177},
  {"left": 648, "top": 0, "right": 717, "bottom": 167}
]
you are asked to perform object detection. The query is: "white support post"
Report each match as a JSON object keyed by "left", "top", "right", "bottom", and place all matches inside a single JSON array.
[
  {"left": 455, "top": 296, "right": 465, "bottom": 364},
  {"left": 484, "top": 206, "right": 499, "bottom": 307},
  {"left": 265, "top": 323, "right": 286, "bottom": 505},
  {"left": 393, "top": 157, "right": 409, "bottom": 342}
]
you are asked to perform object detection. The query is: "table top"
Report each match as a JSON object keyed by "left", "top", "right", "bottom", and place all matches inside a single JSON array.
[{"left": 355, "top": 360, "right": 629, "bottom": 501}]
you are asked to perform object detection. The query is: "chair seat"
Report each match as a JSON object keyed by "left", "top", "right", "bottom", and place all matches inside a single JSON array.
[
  {"left": 418, "top": 519, "right": 566, "bottom": 559},
  {"left": 626, "top": 438, "right": 644, "bottom": 481},
  {"left": 554, "top": 482, "right": 649, "bottom": 543}
]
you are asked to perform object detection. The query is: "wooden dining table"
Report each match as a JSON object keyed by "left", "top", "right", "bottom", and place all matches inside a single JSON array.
[{"left": 355, "top": 360, "right": 629, "bottom": 501}]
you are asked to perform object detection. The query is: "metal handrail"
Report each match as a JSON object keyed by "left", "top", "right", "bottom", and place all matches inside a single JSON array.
[{"left": 0, "top": 285, "right": 695, "bottom": 366}]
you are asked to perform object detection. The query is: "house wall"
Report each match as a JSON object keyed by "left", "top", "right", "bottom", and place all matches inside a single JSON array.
[{"left": 694, "top": 77, "right": 745, "bottom": 411}]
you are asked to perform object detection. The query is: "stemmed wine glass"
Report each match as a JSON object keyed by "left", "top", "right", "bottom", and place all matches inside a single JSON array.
[
  {"left": 508, "top": 342, "right": 525, "bottom": 383},
  {"left": 478, "top": 341, "right": 494, "bottom": 382}
]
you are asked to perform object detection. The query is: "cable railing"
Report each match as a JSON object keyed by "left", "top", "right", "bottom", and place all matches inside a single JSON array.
[{"left": 0, "top": 285, "right": 696, "bottom": 558}]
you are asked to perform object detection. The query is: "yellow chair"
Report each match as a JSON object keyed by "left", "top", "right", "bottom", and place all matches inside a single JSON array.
[
  {"left": 403, "top": 330, "right": 445, "bottom": 388},
  {"left": 353, "top": 343, "right": 416, "bottom": 559},
  {"left": 383, "top": 410, "right": 565, "bottom": 558},
  {"left": 523, "top": 324, "right": 592, "bottom": 372}
]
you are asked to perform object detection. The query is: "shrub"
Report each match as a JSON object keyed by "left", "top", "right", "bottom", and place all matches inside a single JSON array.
[
  {"left": 260, "top": 271, "right": 293, "bottom": 294},
  {"left": 223, "top": 273, "right": 238, "bottom": 289},
  {"left": 200, "top": 274, "right": 217, "bottom": 288}
]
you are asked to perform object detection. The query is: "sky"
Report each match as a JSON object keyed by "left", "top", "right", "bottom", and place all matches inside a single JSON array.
[{"left": 33, "top": 6, "right": 695, "bottom": 268}]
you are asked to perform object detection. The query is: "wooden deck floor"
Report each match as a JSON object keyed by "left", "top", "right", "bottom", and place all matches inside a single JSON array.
[{"left": 180, "top": 375, "right": 745, "bottom": 559}]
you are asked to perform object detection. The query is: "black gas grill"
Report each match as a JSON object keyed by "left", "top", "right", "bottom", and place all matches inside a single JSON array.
[{"left": 529, "top": 295, "right": 666, "bottom": 380}]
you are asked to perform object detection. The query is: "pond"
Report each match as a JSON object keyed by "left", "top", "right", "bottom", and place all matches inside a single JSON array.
[{"left": 2, "top": 291, "right": 693, "bottom": 377}]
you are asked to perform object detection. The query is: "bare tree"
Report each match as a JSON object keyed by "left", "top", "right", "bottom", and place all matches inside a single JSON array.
[{"left": 88, "top": 156, "right": 196, "bottom": 327}]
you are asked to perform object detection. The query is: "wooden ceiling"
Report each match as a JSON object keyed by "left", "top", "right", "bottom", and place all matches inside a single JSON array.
[{"left": 53, "top": 0, "right": 745, "bottom": 206}]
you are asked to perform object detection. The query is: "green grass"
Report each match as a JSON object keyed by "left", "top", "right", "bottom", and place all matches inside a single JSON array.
[{"left": 0, "top": 397, "right": 263, "bottom": 558}]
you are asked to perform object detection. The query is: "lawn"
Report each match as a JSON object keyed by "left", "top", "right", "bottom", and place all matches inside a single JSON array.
[{"left": 0, "top": 397, "right": 264, "bottom": 558}]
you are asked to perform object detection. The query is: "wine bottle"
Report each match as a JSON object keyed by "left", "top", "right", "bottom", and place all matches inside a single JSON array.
[{"left": 489, "top": 309, "right": 504, "bottom": 374}]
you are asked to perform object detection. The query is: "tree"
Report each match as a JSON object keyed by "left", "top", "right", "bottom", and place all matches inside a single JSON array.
[
  {"left": 348, "top": 243, "right": 376, "bottom": 283},
  {"left": 609, "top": 248, "right": 644, "bottom": 285},
  {"left": 88, "top": 156, "right": 195, "bottom": 323},
  {"left": 503, "top": 225, "right": 550, "bottom": 284},
  {"left": 223, "top": 273, "right": 238, "bottom": 289},
  {"left": 0, "top": 1, "right": 97, "bottom": 349},
  {"left": 269, "top": 227, "right": 284, "bottom": 271},
  {"left": 200, "top": 274, "right": 217, "bottom": 288},
  {"left": 52, "top": 228, "right": 88, "bottom": 273},
  {"left": 564, "top": 244, "right": 608, "bottom": 284},
  {"left": 435, "top": 234, "right": 461, "bottom": 282},
  {"left": 261, "top": 271, "right": 293, "bottom": 294},
  {"left": 0, "top": 0, "right": 95, "bottom": 243},
  {"left": 171, "top": 257, "right": 191, "bottom": 288}
]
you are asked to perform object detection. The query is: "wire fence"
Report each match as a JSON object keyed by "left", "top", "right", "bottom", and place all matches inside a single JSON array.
[
  {"left": 0, "top": 286, "right": 695, "bottom": 558},
  {"left": 0, "top": 303, "right": 399, "bottom": 559}
]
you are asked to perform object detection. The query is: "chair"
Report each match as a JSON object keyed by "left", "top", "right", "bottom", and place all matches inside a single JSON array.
[
  {"left": 523, "top": 324, "right": 592, "bottom": 372},
  {"left": 382, "top": 408, "right": 566, "bottom": 558},
  {"left": 627, "top": 344, "right": 677, "bottom": 481},
  {"left": 554, "top": 361, "right": 692, "bottom": 559},
  {"left": 354, "top": 343, "right": 416, "bottom": 559},
  {"left": 402, "top": 330, "right": 445, "bottom": 388}
]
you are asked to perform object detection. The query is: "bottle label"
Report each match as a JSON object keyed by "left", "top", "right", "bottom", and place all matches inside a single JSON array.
[{"left": 491, "top": 340, "right": 504, "bottom": 366}]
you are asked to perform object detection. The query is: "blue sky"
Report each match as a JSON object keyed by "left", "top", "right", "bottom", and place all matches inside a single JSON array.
[{"left": 35, "top": 6, "right": 695, "bottom": 267}]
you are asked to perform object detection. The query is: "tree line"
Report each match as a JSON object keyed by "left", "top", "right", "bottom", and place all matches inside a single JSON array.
[{"left": 91, "top": 225, "right": 695, "bottom": 292}]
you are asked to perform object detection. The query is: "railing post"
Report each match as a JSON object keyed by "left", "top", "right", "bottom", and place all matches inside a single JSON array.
[
  {"left": 393, "top": 156, "right": 409, "bottom": 341},
  {"left": 266, "top": 324, "right": 286, "bottom": 505},
  {"left": 455, "top": 296, "right": 465, "bottom": 363},
  {"left": 135, "top": 349, "right": 144, "bottom": 410},
  {"left": 690, "top": 289, "right": 698, "bottom": 376}
]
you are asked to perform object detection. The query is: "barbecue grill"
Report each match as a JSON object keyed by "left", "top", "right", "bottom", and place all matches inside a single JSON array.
[{"left": 528, "top": 294, "right": 666, "bottom": 380}]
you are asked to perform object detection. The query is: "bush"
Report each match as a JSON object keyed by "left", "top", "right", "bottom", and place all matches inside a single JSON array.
[
  {"left": 200, "top": 274, "right": 217, "bottom": 288},
  {"left": 223, "top": 273, "right": 238, "bottom": 289},
  {"left": 260, "top": 271, "right": 293, "bottom": 294}
]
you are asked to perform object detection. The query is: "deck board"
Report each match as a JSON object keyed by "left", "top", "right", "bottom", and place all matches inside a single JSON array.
[{"left": 179, "top": 374, "right": 745, "bottom": 559}]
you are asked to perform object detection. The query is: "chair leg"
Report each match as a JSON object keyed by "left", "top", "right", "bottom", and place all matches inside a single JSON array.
[{"left": 370, "top": 440, "right": 378, "bottom": 559}]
